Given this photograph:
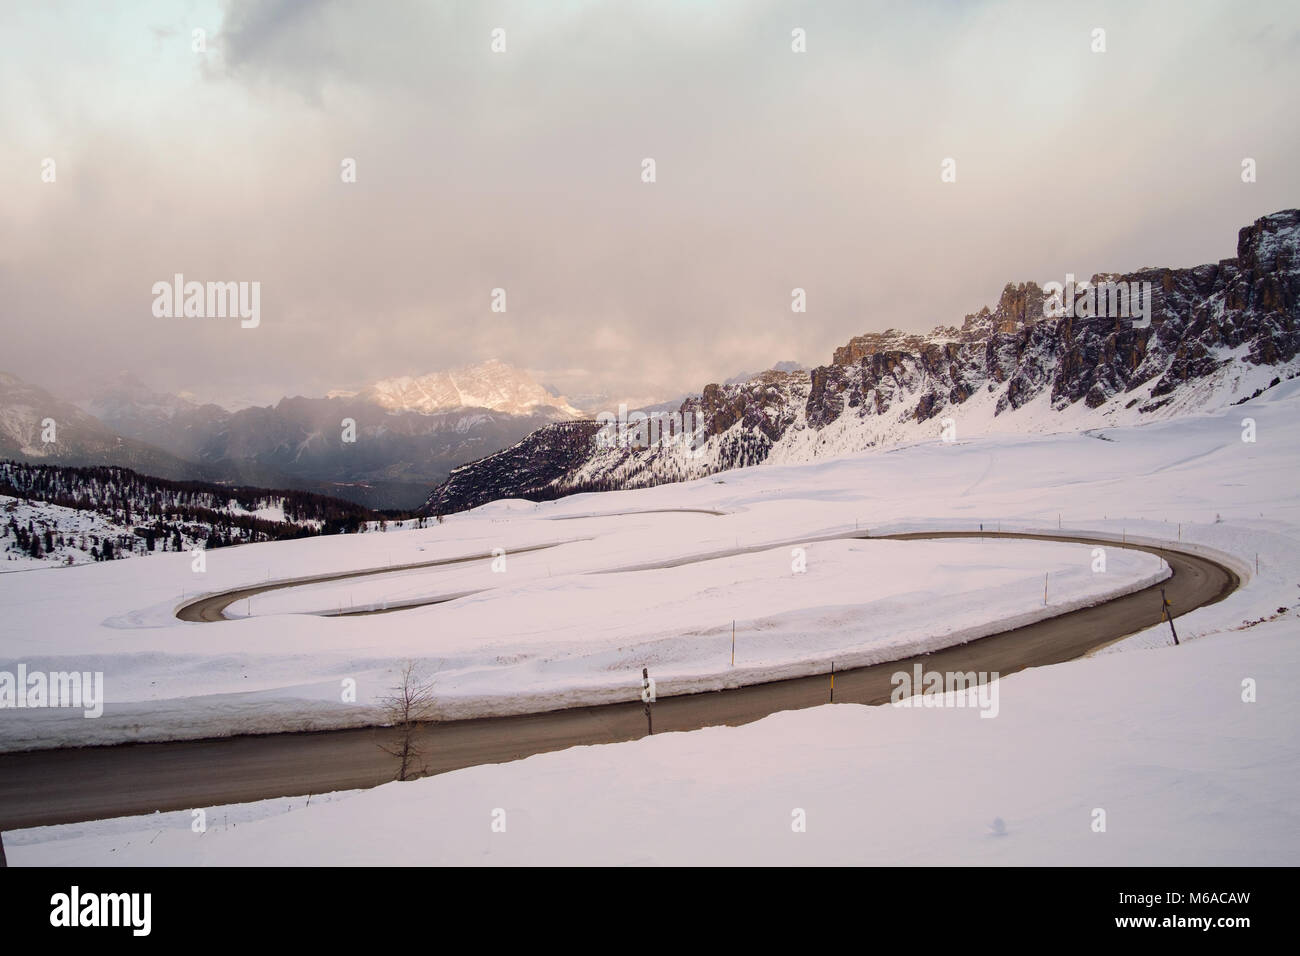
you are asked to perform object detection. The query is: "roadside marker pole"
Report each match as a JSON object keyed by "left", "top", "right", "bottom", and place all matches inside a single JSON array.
[
  {"left": 830, "top": 661, "right": 835, "bottom": 703},
  {"left": 731, "top": 620, "right": 735, "bottom": 667},
  {"left": 641, "top": 667, "right": 654, "bottom": 735},
  {"left": 1161, "top": 587, "right": 1180, "bottom": 645},
  {"left": 1043, "top": 572, "right": 1048, "bottom": 606}
]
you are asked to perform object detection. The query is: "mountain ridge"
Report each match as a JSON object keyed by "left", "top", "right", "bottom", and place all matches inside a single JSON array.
[{"left": 421, "top": 209, "right": 1300, "bottom": 515}]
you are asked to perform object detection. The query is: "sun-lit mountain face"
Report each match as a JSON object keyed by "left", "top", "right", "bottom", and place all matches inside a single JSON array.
[{"left": 334, "top": 360, "right": 585, "bottom": 419}]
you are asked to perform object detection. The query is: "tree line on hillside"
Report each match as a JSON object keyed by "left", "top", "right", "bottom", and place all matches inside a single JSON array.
[{"left": 0, "top": 460, "right": 377, "bottom": 545}]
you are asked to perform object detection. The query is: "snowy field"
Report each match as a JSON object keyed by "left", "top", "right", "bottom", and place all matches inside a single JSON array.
[
  {"left": 5, "top": 380, "right": 1299, "bottom": 864},
  {"left": 12, "top": 614, "right": 1293, "bottom": 866},
  {"left": 0, "top": 521, "right": 1165, "bottom": 749},
  {"left": 2, "top": 382, "right": 1298, "bottom": 751}
]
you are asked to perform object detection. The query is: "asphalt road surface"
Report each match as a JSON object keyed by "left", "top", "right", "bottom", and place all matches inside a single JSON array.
[{"left": 0, "top": 532, "right": 1237, "bottom": 830}]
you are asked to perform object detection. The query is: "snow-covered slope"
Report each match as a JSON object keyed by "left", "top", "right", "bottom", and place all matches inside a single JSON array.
[
  {"left": 1, "top": 375, "right": 1297, "bottom": 749},
  {"left": 0, "top": 460, "right": 373, "bottom": 570},
  {"left": 8, "top": 376, "right": 1300, "bottom": 863}
]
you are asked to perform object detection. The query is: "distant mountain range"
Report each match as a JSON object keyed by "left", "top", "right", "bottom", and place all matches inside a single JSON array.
[
  {"left": 0, "top": 372, "right": 202, "bottom": 481},
  {"left": 15, "top": 209, "right": 1297, "bottom": 519},
  {"left": 421, "top": 209, "right": 1300, "bottom": 515},
  {"left": 0, "top": 361, "right": 588, "bottom": 509}
]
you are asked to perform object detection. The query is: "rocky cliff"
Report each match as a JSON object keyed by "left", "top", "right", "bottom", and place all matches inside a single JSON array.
[{"left": 423, "top": 209, "right": 1300, "bottom": 515}]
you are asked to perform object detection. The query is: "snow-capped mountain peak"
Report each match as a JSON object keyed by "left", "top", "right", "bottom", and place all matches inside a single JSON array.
[{"left": 354, "top": 360, "right": 585, "bottom": 418}]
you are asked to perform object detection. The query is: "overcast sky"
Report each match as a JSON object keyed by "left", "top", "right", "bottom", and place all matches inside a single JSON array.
[{"left": 2, "top": 0, "right": 1298, "bottom": 407}]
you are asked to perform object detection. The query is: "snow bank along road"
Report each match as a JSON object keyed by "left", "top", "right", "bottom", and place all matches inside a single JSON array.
[
  {"left": 174, "top": 540, "right": 574, "bottom": 622},
  {"left": 174, "top": 526, "right": 1168, "bottom": 622},
  {"left": 0, "top": 531, "right": 1237, "bottom": 830}
]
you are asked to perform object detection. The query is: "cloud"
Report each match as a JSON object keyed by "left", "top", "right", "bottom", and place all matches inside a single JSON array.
[{"left": 2, "top": 0, "right": 1298, "bottom": 406}]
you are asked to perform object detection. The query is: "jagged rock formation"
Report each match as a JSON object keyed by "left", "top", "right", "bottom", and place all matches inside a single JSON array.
[{"left": 422, "top": 210, "right": 1300, "bottom": 515}]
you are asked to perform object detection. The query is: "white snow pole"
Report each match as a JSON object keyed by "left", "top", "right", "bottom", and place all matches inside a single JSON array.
[{"left": 641, "top": 667, "right": 656, "bottom": 735}]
